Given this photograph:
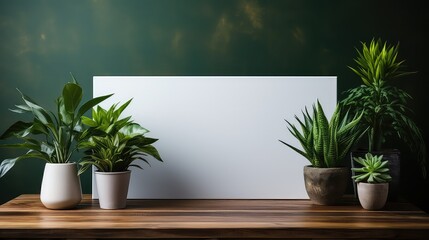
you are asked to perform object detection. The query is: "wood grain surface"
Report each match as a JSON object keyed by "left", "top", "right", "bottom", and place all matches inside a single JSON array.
[{"left": 0, "top": 194, "right": 428, "bottom": 239}]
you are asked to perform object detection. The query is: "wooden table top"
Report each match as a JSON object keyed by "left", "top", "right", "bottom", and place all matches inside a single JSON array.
[{"left": 1, "top": 194, "right": 428, "bottom": 239}]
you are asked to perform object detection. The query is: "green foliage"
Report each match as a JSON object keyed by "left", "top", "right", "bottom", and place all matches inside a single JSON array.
[
  {"left": 0, "top": 74, "right": 112, "bottom": 178},
  {"left": 78, "top": 99, "right": 162, "bottom": 174},
  {"left": 279, "top": 100, "right": 364, "bottom": 168},
  {"left": 341, "top": 38, "right": 427, "bottom": 177},
  {"left": 352, "top": 153, "right": 392, "bottom": 183}
]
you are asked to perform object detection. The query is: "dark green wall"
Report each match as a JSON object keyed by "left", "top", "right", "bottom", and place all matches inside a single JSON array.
[{"left": 1, "top": 0, "right": 428, "bottom": 209}]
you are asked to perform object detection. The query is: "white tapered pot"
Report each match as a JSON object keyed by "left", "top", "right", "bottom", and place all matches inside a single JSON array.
[
  {"left": 95, "top": 171, "right": 131, "bottom": 209},
  {"left": 40, "top": 163, "right": 82, "bottom": 209},
  {"left": 357, "top": 182, "right": 389, "bottom": 210}
]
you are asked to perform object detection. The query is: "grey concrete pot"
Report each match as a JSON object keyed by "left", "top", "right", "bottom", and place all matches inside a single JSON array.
[
  {"left": 357, "top": 182, "right": 389, "bottom": 210},
  {"left": 95, "top": 171, "right": 131, "bottom": 209},
  {"left": 303, "top": 165, "right": 349, "bottom": 205}
]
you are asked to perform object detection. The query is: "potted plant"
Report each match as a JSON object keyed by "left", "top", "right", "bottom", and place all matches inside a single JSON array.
[
  {"left": 341, "top": 39, "right": 427, "bottom": 199},
  {"left": 279, "top": 100, "right": 364, "bottom": 205},
  {"left": 352, "top": 153, "right": 392, "bottom": 210},
  {"left": 79, "top": 99, "right": 163, "bottom": 209},
  {"left": 0, "top": 74, "right": 112, "bottom": 209}
]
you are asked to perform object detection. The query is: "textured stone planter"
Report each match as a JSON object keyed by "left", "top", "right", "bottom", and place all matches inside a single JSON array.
[
  {"left": 303, "top": 166, "right": 349, "bottom": 205},
  {"left": 357, "top": 182, "right": 389, "bottom": 210}
]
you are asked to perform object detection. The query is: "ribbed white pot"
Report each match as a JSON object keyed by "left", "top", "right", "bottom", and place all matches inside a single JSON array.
[
  {"left": 40, "top": 163, "right": 82, "bottom": 209},
  {"left": 95, "top": 171, "right": 131, "bottom": 209},
  {"left": 357, "top": 182, "right": 389, "bottom": 210}
]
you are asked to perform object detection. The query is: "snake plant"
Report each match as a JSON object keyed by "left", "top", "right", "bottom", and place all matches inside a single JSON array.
[
  {"left": 78, "top": 99, "right": 162, "bottom": 174},
  {"left": 352, "top": 153, "right": 392, "bottom": 183},
  {"left": 341, "top": 39, "right": 427, "bottom": 177},
  {"left": 280, "top": 100, "right": 364, "bottom": 168},
  {"left": 0, "top": 74, "right": 112, "bottom": 178}
]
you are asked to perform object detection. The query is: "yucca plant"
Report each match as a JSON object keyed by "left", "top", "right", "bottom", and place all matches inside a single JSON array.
[
  {"left": 341, "top": 38, "right": 427, "bottom": 177},
  {"left": 279, "top": 100, "right": 364, "bottom": 168},
  {"left": 352, "top": 153, "right": 392, "bottom": 183},
  {"left": 78, "top": 99, "right": 162, "bottom": 174},
  {"left": 0, "top": 74, "right": 112, "bottom": 178}
]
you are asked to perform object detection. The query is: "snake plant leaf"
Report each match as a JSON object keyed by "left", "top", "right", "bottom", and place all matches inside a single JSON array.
[
  {"left": 279, "top": 139, "right": 309, "bottom": 161},
  {"left": 280, "top": 99, "right": 364, "bottom": 168}
]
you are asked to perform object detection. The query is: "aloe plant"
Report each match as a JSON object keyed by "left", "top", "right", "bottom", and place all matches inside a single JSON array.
[
  {"left": 0, "top": 74, "right": 112, "bottom": 178},
  {"left": 78, "top": 99, "right": 162, "bottom": 174},
  {"left": 279, "top": 100, "right": 364, "bottom": 168},
  {"left": 341, "top": 39, "right": 427, "bottom": 177},
  {"left": 352, "top": 153, "right": 392, "bottom": 183}
]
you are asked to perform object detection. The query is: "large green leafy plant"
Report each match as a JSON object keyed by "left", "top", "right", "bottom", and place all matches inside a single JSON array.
[
  {"left": 341, "top": 39, "right": 427, "bottom": 176},
  {"left": 0, "top": 75, "right": 112, "bottom": 178},
  {"left": 352, "top": 153, "right": 392, "bottom": 183},
  {"left": 78, "top": 99, "right": 162, "bottom": 174},
  {"left": 279, "top": 100, "right": 363, "bottom": 168}
]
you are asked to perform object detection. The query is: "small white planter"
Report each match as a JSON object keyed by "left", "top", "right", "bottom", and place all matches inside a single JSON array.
[
  {"left": 95, "top": 171, "right": 131, "bottom": 209},
  {"left": 357, "top": 182, "right": 389, "bottom": 210},
  {"left": 40, "top": 163, "right": 82, "bottom": 209}
]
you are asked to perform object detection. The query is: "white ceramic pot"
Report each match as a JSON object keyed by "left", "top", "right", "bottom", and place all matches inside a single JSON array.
[
  {"left": 40, "top": 163, "right": 82, "bottom": 209},
  {"left": 95, "top": 171, "right": 131, "bottom": 209},
  {"left": 357, "top": 182, "right": 389, "bottom": 210}
]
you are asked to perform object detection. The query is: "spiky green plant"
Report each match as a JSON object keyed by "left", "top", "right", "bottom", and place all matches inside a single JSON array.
[
  {"left": 352, "top": 153, "right": 392, "bottom": 183},
  {"left": 78, "top": 99, "right": 162, "bottom": 174},
  {"left": 0, "top": 74, "right": 112, "bottom": 178},
  {"left": 341, "top": 38, "right": 427, "bottom": 177},
  {"left": 279, "top": 100, "right": 364, "bottom": 168}
]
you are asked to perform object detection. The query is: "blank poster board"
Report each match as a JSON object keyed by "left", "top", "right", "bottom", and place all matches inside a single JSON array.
[{"left": 93, "top": 76, "right": 337, "bottom": 199}]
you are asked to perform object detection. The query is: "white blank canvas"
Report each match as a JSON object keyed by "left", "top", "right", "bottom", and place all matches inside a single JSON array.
[{"left": 93, "top": 76, "right": 337, "bottom": 199}]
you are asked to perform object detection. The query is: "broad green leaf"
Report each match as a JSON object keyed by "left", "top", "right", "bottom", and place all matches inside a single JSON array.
[
  {"left": 119, "top": 123, "right": 149, "bottom": 137},
  {"left": 57, "top": 97, "right": 73, "bottom": 125},
  {"left": 63, "top": 83, "right": 83, "bottom": 113},
  {"left": 0, "top": 121, "right": 32, "bottom": 139},
  {"left": 17, "top": 89, "right": 53, "bottom": 125},
  {"left": 0, "top": 158, "right": 18, "bottom": 178},
  {"left": 77, "top": 94, "right": 113, "bottom": 118},
  {"left": 137, "top": 145, "right": 163, "bottom": 162},
  {"left": 81, "top": 116, "right": 97, "bottom": 127}
]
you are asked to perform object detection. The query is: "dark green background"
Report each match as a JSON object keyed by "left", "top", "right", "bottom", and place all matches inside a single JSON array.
[{"left": 1, "top": 0, "right": 428, "bottom": 210}]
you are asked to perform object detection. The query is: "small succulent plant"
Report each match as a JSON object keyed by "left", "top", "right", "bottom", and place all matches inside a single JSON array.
[{"left": 352, "top": 153, "right": 392, "bottom": 183}]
